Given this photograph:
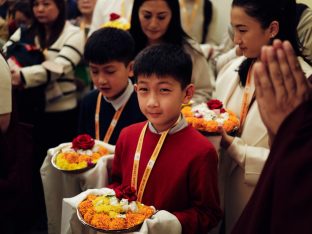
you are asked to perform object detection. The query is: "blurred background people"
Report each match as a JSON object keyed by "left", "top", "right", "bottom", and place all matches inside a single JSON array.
[
  {"left": 70, "top": 0, "right": 96, "bottom": 37},
  {"left": 3, "top": 0, "right": 84, "bottom": 229},
  {"left": 179, "top": 0, "right": 212, "bottom": 44},
  {"left": 7, "top": 1, "right": 33, "bottom": 36},
  {"left": 70, "top": 0, "right": 97, "bottom": 98},
  {"left": 88, "top": 0, "right": 134, "bottom": 36},
  {"left": 0, "top": 0, "right": 10, "bottom": 46},
  {"left": 0, "top": 48, "right": 34, "bottom": 234},
  {"left": 66, "top": 0, "right": 79, "bottom": 20},
  {"left": 130, "top": 0, "right": 215, "bottom": 103}
]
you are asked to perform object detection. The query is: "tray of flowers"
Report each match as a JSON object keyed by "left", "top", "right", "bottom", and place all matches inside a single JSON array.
[
  {"left": 182, "top": 99, "right": 239, "bottom": 136},
  {"left": 51, "top": 134, "right": 114, "bottom": 173},
  {"left": 101, "top": 13, "right": 130, "bottom": 30},
  {"left": 77, "top": 186, "right": 155, "bottom": 233}
]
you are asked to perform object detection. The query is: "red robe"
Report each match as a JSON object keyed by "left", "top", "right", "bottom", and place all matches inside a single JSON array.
[
  {"left": 110, "top": 122, "right": 222, "bottom": 234},
  {"left": 232, "top": 99, "right": 312, "bottom": 234}
]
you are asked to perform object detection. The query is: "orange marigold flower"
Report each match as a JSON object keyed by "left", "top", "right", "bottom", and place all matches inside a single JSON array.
[
  {"left": 109, "top": 217, "right": 126, "bottom": 230},
  {"left": 126, "top": 213, "right": 145, "bottom": 228}
]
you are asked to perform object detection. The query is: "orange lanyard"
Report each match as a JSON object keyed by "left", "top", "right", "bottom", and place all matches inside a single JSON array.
[
  {"left": 95, "top": 92, "right": 127, "bottom": 143},
  {"left": 80, "top": 21, "right": 88, "bottom": 43},
  {"left": 131, "top": 123, "right": 170, "bottom": 202},
  {"left": 180, "top": 0, "right": 200, "bottom": 32},
  {"left": 239, "top": 63, "right": 255, "bottom": 133}
]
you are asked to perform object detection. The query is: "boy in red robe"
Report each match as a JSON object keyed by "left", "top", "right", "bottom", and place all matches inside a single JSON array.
[{"left": 110, "top": 44, "right": 222, "bottom": 233}]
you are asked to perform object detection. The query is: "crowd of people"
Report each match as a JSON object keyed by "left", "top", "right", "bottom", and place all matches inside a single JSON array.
[{"left": 0, "top": 0, "right": 311, "bottom": 234}]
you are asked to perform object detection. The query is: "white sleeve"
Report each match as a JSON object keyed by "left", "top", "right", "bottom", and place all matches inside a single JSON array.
[
  {"left": 227, "top": 137, "right": 270, "bottom": 186},
  {"left": 2, "top": 28, "right": 22, "bottom": 54},
  {"left": 21, "top": 28, "right": 84, "bottom": 88}
]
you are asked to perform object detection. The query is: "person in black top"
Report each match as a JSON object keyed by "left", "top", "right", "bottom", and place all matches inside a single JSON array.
[{"left": 79, "top": 27, "right": 146, "bottom": 145}]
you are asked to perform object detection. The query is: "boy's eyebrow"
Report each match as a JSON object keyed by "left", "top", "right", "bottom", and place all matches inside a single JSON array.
[
  {"left": 89, "top": 63, "right": 114, "bottom": 69},
  {"left": 157, "top": 80, "right": 173, "bottom": 85},
  {"left": 137, "top": 79, "right": 173, "bottom": 85}
]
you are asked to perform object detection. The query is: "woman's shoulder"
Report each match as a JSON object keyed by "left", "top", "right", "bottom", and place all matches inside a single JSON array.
[
  {"left": 63, "top": 21, "right": 81, "bottom": 33},
  {"left": 55, "top": 21, "right": 84, "bottom": 46},
  {"left": 183, "top": 38, "right": 205, "bottom": 57},
  {"left": 217, "top": 56, "right": 245, "bottom": 78},
  {"left": 215, "top": 56, "right": 244, "bottom": 92}
]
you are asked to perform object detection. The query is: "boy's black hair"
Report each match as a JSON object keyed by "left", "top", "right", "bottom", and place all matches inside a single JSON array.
[
  {"left": 84, "top": 27, "right": 135, "bottom": 65},
  {"left": 133, "top": 44, "right": 192, "bottom": 89}
]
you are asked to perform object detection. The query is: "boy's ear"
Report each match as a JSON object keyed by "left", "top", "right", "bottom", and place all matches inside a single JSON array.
[
  {"left": 128, "top": 61, "right": 134, "bottom": 77},
  {"left": 182, "top": 84, "right": 194, "bottom": 104},
  {"left": 134, "top": 84, "right": 138, "bottom": 93}
]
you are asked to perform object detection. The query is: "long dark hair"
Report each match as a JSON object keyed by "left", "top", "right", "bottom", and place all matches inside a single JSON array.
[
  {"left": 202, "top": 0, "right": 212, "bottom": 44},
  {"left": 232, "top": 0, "right": 301, "bottom": 86},
  {"left": 130, "top": 0, "right": 191, "bottom": 55},
  {"left": 28, "top": 0, "right": 66, "bottom": 48}
]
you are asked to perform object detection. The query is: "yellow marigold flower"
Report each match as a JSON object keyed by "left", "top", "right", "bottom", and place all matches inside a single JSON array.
[
  {"left": 101, "top": 21, "right": 130, "bottom": 31},
  {"left": 55, "top": 145, "right": 109, "bottom": 170}
]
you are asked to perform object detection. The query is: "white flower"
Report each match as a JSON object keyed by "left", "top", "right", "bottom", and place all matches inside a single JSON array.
[
  {"left": 129, "top": 201, "right": 138, "bottom": 212},
  {"left": 109, "top": 196, "right": 119, "bottom": 206}
]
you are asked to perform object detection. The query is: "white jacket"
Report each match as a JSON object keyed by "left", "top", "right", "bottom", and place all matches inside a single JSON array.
[{"left": 4, "top": 21, "right": 85, "bottom": 112}]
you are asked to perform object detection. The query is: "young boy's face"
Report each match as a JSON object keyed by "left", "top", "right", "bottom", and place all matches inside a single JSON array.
[
  {"left": 135, "top": 74, "right": 194, "bottom": 132},
  {"left": 89, "top": 61, "right": 132, "bottom": 100}
]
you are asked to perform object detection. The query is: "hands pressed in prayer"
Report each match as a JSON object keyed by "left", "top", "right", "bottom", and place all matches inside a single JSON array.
[{"left": 254, "top": 39, "right": 311, "bottom": 143}]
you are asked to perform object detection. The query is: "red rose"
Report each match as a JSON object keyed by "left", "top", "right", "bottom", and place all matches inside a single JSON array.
[
  {"left": 114, "top": 188, "right": 123, "bottom": 200},
  {"left": 123, "top": 186, "right": 137, "bottom": 202},
  {"left": 72, "top": 134, "right": 95, "bottom": 150},
  {"left": 113, "top": 185, "right": 137, "bottom": 202},
  {"left": 110, "top": 13, "right": 120, "bottom": 21},
  {"left": 207, "top": 99, "right": 223, "bottom": 110},
  {"left": 220, "top": 108, "right": 226, "bottom": 113}
]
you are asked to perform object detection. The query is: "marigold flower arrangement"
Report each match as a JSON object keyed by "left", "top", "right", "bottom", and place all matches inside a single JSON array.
[
  {"left": 181, "top": 99, "right": 239, "bottom": 133},
  {"left": 55, "top": 134, "right": 109, "bottom": 171},
  {"left": 101, "top": 13, "right": 130, "bottom": 31},
  {"left": 78, "top": 186, "right": 155, "bottom": 231}
]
